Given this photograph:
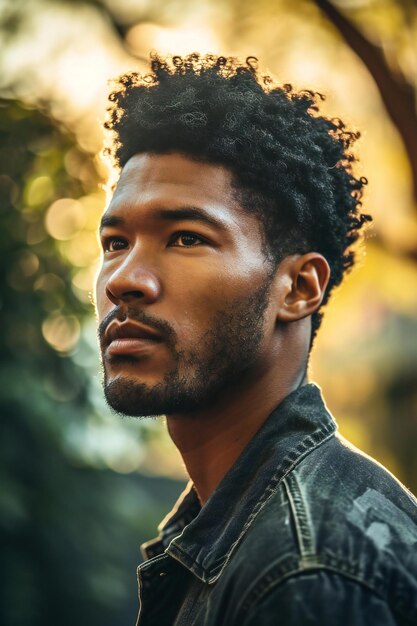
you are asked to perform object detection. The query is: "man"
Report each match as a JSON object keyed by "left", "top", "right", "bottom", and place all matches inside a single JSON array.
[{"left": 96, "top": 54, "right": 417, "bottom": 625}]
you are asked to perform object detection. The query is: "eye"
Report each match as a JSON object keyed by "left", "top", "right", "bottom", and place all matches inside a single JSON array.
[
  {"left": 169, "top": 232, "right": 205, "bottom": 248},
  {"left": 102, "top": 236, "right": 128, "bottom": 252}
]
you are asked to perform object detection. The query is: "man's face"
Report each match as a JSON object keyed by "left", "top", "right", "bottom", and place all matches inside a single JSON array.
[{"left": 95, "top": 152, "right": 279, "bottom": 417}]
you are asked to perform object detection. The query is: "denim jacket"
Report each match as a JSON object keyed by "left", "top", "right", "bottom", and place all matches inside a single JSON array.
[{"left": 137, "top": 383, "right": 417, "bottom": 625}]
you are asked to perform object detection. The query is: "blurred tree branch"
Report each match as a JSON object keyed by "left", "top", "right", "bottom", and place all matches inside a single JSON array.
[{"left": 314, "top": 0, "right": 417, "bottom": 206}]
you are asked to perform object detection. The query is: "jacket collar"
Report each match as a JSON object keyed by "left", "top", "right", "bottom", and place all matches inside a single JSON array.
[{"left": 141, "top": 382, "right": 337, "bottom": 583}]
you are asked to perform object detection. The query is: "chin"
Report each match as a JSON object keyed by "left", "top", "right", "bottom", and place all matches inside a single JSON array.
[{"left": 103, "top": 373, "right": 212, "bottom": 418}]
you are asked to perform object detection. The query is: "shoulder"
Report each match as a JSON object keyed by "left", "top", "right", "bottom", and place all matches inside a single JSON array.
[
  {"left": 226, "top": 434, "right": 417, "bottom": 624},
  {"left": 294, "top": 433, "right": 417, "bottom": 561},
  {"left": 239, "top": 569, "right": 402, "bottom": 626}
]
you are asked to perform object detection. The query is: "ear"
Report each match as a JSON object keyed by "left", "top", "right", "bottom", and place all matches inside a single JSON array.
[{"left": 274, "top": 253, "right": 330, "bottom": 323}]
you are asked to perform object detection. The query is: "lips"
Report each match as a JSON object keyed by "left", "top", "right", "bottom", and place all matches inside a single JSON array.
[
  {"left": 105, "top": 320, "right": 162, "bottom": 357},
  {"left": 106, "top": 320, "right": 161, "bottom": 343}
]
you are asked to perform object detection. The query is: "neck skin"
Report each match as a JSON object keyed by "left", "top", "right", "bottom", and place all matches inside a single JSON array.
[{"left": 166, "top": 322, "right": 310, "bottom": 506}]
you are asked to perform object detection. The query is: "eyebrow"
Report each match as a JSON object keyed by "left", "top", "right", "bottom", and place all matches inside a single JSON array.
[
  {"left": 99, "top": 215, "right": 124, "bottom": 231},
  {"left": 99, "top": 206, "right": 227, "bottom": 232}
]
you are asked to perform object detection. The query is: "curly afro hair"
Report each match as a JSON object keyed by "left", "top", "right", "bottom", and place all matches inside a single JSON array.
[{"left": 104, "top": 52, "right": 372, "bottom": 348}]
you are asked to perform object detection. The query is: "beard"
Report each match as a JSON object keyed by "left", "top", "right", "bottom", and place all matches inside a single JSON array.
[{"left": 99, "top": 276, "right": 274, "bottom": 418}]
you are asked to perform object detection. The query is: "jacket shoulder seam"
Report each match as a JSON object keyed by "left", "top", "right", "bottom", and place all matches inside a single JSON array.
[
  {"left": 234, "top": 560, "right": 388, "bottom": 623},
  {"left": 283, "top": 473, "right": 315, "bottom": 561},
  {"left": 233, "top": 552, "right": 416, "bottom": 625}
]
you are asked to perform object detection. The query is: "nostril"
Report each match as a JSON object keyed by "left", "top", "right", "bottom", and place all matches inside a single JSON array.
[
  {"left": 124, "top": 290, "right": 146, "bottom": 299},
  {"left": 106, "top": 286, "right": 146, "bottom": 303}
]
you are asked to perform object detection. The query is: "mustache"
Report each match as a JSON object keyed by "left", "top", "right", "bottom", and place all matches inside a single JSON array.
[{"left": 98, "top": 306, "right": 177, "bottom": 347}]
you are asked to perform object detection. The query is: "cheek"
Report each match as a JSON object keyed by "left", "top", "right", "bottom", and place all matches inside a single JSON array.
[
  {"left": 94, "top": 271, "right": 109, "bottom": 318},
  {"left": 167, "top": 263, "right": 269, "bottom": 334}
]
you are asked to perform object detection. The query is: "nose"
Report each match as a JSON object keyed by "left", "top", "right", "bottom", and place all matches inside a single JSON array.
[{"left": 105, "top": 249, "right": 161, "bottom": 305}]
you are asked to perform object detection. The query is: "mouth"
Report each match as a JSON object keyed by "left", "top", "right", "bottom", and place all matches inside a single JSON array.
[{"left": 104, "top": 320, "right": 163, "bottom": 357}]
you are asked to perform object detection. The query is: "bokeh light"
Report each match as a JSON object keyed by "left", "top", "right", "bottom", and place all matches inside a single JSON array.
[
  {"left": 45, "top": 198, "right": 85, "bottom": 240},
  {"left": 42, "top": 312, "right": 81, "bottom": 353}
]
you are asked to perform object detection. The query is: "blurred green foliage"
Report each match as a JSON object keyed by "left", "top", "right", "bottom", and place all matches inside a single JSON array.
[{"left": 0, "top": 100, "right": 184, "bottom": 626}]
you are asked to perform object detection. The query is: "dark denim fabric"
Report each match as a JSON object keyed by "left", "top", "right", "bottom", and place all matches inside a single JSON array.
[{"left": 136, "top": 383, "right": 417, "bottom": 625}]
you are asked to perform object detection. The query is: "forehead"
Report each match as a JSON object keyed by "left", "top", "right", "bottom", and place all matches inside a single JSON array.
[{"left": 109, "top": 152, "right": 241, "bottom": 216}]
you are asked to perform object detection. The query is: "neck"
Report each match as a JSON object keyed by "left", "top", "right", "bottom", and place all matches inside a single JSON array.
[{"left": 166, "top": 361, "right": 308, "bottom": 506}]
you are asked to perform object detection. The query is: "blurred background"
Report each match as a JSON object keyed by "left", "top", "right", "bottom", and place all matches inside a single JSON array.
[{"left": 1, "top": 0, "right": 416, "bottom": 624}]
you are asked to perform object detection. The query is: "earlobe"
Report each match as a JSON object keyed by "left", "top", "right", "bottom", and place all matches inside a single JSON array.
[{"left": 275, "top": 253, "right": 330, "bottom": 323}]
